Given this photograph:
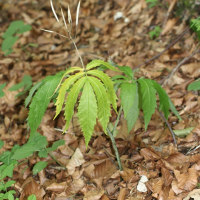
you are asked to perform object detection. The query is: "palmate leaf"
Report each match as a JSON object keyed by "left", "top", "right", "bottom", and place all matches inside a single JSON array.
[
  {"left": 120, "top": 82, "right": 137, "bottom": 118},
  {"left": 64, "top": 76, "right": 87, "bottom": 131},
  {"left": 151, "top": 80, "right": 170, "bottom": 119},
  {"left": 86, "top": 60, "right": 120, "bottom": 72},
  {"left": 87, "top": 70, "right": 117, "bottom": 112},
  {"left": 53, "top": 67, "right": 83, "bottom": 95},
  {"left": 28, "top": 72, "right": 64, "bottom": 135},
  {"left": 77, "top": 80, "right": 98, "bottom": 147},
  {"left": 138, "top": 78, "right": 157, "bottom": 130},
  {"left": 126, "top": 88, "right": 139, "bottom": 133},
  {"left": 54, "top": 72, "right": 84, "bottom": 118},
  {"left": 88, "top": 76, "right": 111, "bottom": 133}
]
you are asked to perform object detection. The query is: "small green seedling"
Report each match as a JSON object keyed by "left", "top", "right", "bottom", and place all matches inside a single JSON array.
[
  {"left": 149, "top": 26, "right": 162, "bottom": 39},
  {"left": 145, "top": 0, "right": 159, "bottom": 8},
  {"left": 1, "top": 20, "right": 32, "bottom": 55}
]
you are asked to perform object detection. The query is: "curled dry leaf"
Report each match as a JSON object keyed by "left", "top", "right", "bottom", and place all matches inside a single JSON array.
[
  {"left": 65, "top": 179, "right": 85, "bottom": 197},
  {"left": 46, "top": 182, "right": 66, "bottom": 193},
  {"left": 161, "top": 167, "right": 173, "bottom": 186},
  {"left": 66, "top": 148, "right": 85, "bottom": 175},
  {"left": 83, "top": 189, "right": 104, "bottom": 200},
  {"left": 140, "top": 148, "right": 161, "bottom": 161},
  {"left": 120, "top": 168, "right": 140, "bottom": 182}
]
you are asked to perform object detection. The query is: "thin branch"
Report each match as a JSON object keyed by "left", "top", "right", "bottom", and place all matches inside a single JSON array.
[
  {"left": 161, "top": 44, "right": 200, "bottom": 86},
  {"left": 133, "top": 26, "right": 190, "bottom": 70}
]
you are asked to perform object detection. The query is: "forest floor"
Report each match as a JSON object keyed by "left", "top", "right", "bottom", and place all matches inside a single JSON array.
[{"left": 1, "top": 0, "right": 200, "bottom": 199}]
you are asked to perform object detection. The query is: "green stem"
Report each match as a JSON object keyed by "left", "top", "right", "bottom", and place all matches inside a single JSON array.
[
  {"left": 106, "top": 127, "right": 123, "bottom": 171},
  {"left": 49, "top": 152, "right": 66, "bottom": 169},
  {"left": 112, "top": 106, "right": 123, "bottom": 134}
]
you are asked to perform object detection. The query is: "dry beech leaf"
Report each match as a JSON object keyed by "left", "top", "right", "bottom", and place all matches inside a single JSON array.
[
  {"left": 190, "top": 154, "right": 200, "bottom": 163},
  {"left": 183, "top": 189, "right": 200, "bottom": 200},
  {"left": 152, "top": 178, "right": 163, "bottom": 194},
  {"left": 66, "top": 148, "right": 85, "bottom": 175},
  {"left": 46, "top": 182, "right": 66, "bottom": 192},
  {"left": 20, "top": 177, "right": 45, "bottom": 200},
  {"left": 120, "top": 168, "right": 140, "bottom": 182},
  {"left": 165, "top": 152, "right": 188, "bottom": 164},
  {"left": 117, "top": 188, "right": 126, "bottom": 200},
  {"left": 161, "top": 18, "right": 178, "bottom": 35},
  {"left": 140, "top": 148, "right": 161, "bottom": 161},
  {"left": 171, "top": 180, "right": 184, "bottom": 195},
  {"left": 179, "top": 101, "right": 198, "bottom": 115},
  {"left": 83, "top": 189, "right": 104, "bottom": 200},
  {"left": 161, "top": 167, "right": 173, "bottom": 186},
  {"left": 65, "top": 179, "right": 85, "bottom": 197}
]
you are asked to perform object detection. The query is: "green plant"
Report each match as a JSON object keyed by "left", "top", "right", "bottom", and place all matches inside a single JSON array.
[
  {"left": 0, "top": 75, "right": 32, "bottom": 98},
  {"left": 0, "top": 133, "right": 64, "bottom": 199},
  {"left": 145, "top": 0, "right": 159, "bottom": 8},
  {"left": 24, "top": 0, "right": 181, "bottom": 172},
  {"left": 1, "top": 20, "right": 32, "bottom": 56},
  {"left": 148, "top": 26, "right": 162, "bottom": 39}
]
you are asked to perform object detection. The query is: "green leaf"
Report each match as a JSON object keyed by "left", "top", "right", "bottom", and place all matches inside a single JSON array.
[
  {"left": 87, "top": 70, "right": 117, "bottom": 112},
  {"left": 120, "top": 82, "right": 137, "bottom": 118},
  {"left": 77, "top": 80, "right": 98, "bottom": 147},
  {"left": 2, "top": 20, "right": 24, "bottom": 38},
  {"left": 33, "top": 161, "right": 48, "bottom": 175},
  {"left": 11, "top": 143, "right": 35, "bottom": 160},
  {"left": 28, "top": 72, "right": 64, "bottom": 134},
  {"left": 1, "top": 36, "right": 18, "bottom": 52},
  {"left": 126, "top": 85, "right": 139, "bottom": 133},
  {"left": 0, "top": 151, "right": 12, "bottom": 165},
  {"left": 38, "top": 149, "right": 48, "bottom": 158},
  {"left": 3, "top": 190, "right": 16, "bottom": 200},
  {"left": 0, "top": 140, "right": 4, "bottom": 149},
  {"left": 0, "top": 83, "right": 7, "bottom": 98},
  {"left": 5, "top": 48, "right": 13, "bottom": 56},
  {"left": 169, "top": 98, "right": 182, "bottom": 121},
  {"left": 25, "top": 82, "right": 43, "bottom": 107},
  {"left": 187, "top": 79, "right": 200, "bottom": 91},
  {"left": 88, "top": 76, "right": 111, "bottom": 133},
  {"left": 117, "top": 66, "right": 133, "bottom": 79},
  {"left": 111, "top": 75, "right": 130, "bottom": 81},
  {"left": 9, "top": 75, "right": 32, "bottom": 91},
  {"left": 28, "top": 194, "right": 36, "bottom": 200},
  {"left": 17, "top": 24, "right": 32, "bottom": 34},
  {"left": 7, "top": 191, "right": 14, "bottom": 200},
  {"left": 63, "top": 77, "right": 86, "bottom": 131},
  {"left": 86, "top": 60, "right": 121, "bottom": 72},
  {"left": 47, "top": 140, "right": 65, "bottom": 152},
  {"left": 4, "top": 180, "right": 15, "bottom": 189},
  {"left": 151, "top": 80, "right": 170, "bottom": 119},
  {"left": 173, "top": 127, "right": 194, "bottom": 138},
  {"left": 2, "top": 163, "right": 14, "bottom": 179},
  {"left": 138, "top": 78, "right": 157, "bottom": 130},
  {"left": 34, "top": 136, "right": 48, "bottom": 151},
  {"left": 55, "top": 72, "right": 85, "bottom": 119}
]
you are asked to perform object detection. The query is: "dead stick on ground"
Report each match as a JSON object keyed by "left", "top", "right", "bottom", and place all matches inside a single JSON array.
[
  {"left": 161, "top": 45, "right": 200, "bottom": 86},
  {"left": 133, "top": 27, "right": 190, "bottom": 70}
]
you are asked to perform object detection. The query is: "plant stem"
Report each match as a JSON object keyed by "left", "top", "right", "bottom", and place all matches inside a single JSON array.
[
  {"left": 112, "top": 106, "right": 123, "bottom": 134},
  {"left": 49, "top": 152, "right": 66, "bottom": 169},
  {"left": 106, "top": 127, "right": 123, "bottom": 171}
]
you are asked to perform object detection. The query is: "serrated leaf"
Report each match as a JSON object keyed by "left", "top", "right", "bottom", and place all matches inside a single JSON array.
[
  {"left": 34, "top": 136, "right": 48, "bottom": 151},
  {"left": 173, "top": 127, "right": 194, "bottom": 137},
  {"left": 111, "top": 75, "right": 130, "bottom": 81},
  {"left": 2, "top": 163, "right": 14, "bottom": 179},
  {"left": 53, "top": 67, "right": 83, "bottom": 96},
  {"left": 138, "top": 78, "right": 157, "bottom": 130},
  {"left": 120, "top": 82, "right": 137, "bottom": 118},
  {"left": 187, "top": 79, "right": 200, "bottom": 91},
  {"left": 28, "top": 72, "right": 64, "bottom": 135},
  {"left": 33, "top": 161, "right": 47, "bottom": 175},
  {"left": 38, "top": 149, "right": 48, "bottom": 158},
  {"left": 169, "top": 98, "right": 182, "bottom": 121},
  {"left": 77, "top": 80, "right": 98, "bottom": 147},
  {"left": 126, "top": 84, "right": 139, "bottom": 133},
  {"left": 88, "top": 76, "right": 111, "bottom": 133},
  {"left": 11, "top": 143, "right": 35, "bottom": 160},
  {"left": 151, "top": 80, "right": 170, "bottom": 119},
  {"left": 86, "top": 60, "right": 120, "bottom": 72},
  {"left": 1, "top": 36, "right": 18, "bottom": 52},
  {"left": 0, "top": 83, "right": 7, "bottom": 98},
  {"left": 117, "top": 66, "right": 133, "bottom": 79},
  {"left": 25, "top": 82, "right": 42, "bottom": 107},
  {"left": 63, "top": 77, "right": 86, "bottom": 131},
  {"left": 55, "top": 72, "right": 85, "bottom": 119},
  {"left": 4, "top": 180, "right": 15, "bottom": 189},
  {"left": 87, "top": 70, "right": 117, "bottom": 112},
  {"left": 47, "top": 140, "right": 65, "bottom": 152},
  {"left": 28, "top": 194, "right": 36, "bottom": 200},
  {"left": 0, "top": 151, "right": 12, "bottom": 165}
]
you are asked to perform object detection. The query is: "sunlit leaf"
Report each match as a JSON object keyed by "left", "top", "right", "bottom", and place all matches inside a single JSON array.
[{"left": 33, "top": 161, "right": 48, "bottom": 175}]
